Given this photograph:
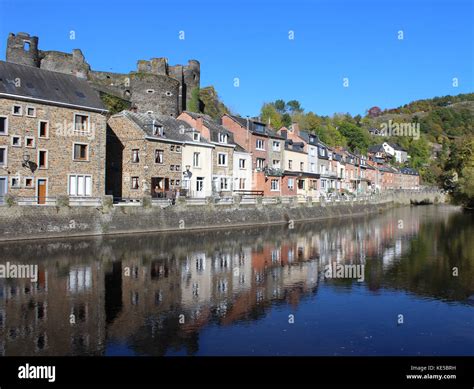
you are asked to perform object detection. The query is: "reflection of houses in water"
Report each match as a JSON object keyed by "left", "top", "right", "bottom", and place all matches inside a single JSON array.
[
  {"left": 0, "top": 262, "right": 105, "bottom": 356},
  {"left": 0, "top": 208, "right": 425, "bottom": 355}
]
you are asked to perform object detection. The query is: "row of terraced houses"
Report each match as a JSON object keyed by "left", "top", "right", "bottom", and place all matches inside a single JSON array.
[{"left": 0, "top": 60, "right": 419, "bottom": 205}]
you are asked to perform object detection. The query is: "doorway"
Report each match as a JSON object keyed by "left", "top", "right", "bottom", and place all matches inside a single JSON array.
[
  {"left": 151, "top": 177, "right": 169, "bottom": 198},
  {"left": 37, "top": 179, "right": 47, "bottom": 204},
  {"left": 0, "top": 177, "right": 7, "bottom": 204}
]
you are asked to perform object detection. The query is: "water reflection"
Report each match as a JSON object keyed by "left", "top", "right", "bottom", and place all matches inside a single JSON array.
[{"left": 0, "top": 206, "right": 472, "bottom": 356}]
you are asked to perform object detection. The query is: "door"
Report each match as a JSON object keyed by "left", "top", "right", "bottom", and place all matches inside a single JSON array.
[
  {"left": 0, "top": 178, "right": 6, "bottom": 204},
  {"left": 196, "top": 177, "right": 204, "bottom": 197},
  {"left": 37, "top": 179, "right": 46, "bottom": 204}
]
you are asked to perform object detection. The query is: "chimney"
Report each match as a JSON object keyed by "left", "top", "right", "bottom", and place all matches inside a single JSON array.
[
  {"left": 291, "top": 122, "right": 300, "bottom": 135},
  {"left": 195, "top": 116, "right": 211, "bottom": 140}
]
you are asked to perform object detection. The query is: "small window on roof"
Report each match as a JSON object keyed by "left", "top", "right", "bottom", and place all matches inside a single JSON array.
[
  {"left": 165, "top": 91, "right": 172, "bottom": 96},
  {"left": 75, "top": 91, "right": 86, "bottom": 98},
  {"left": 146, "top": 89, "right": 155, "bottom": 94}
]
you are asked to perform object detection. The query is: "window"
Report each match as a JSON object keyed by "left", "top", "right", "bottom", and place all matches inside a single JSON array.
[
  {"left": 310, "top": 147, "right": 316, "bottom": 156},
  {"left": 176, "top": 179, "right": 180, "bottom": 186},
  {"left": 256, "top": 158, "right": 265, "bottom": 170},
  {"left": 155, "top": 149, "right": 163, "bottom": 164},
  {"left": 311, "top": 163, "right": 316, "bottom": 172},
  {"left": 239, "top": 158, "right": 246, "bottom": 169},
  {"left": 73, "top": 143, "right": 89, "bottom": 161},
  {"left": 272, "top": 141, "right": 280, "bottom": 151},
  {"left": 11, "top": 136, "right": 21, "bottom": 147},
  {"left": 321, "top": 179, "right": 326, "bottom": 189},
  {"left": 0, "top": 116, "right": 8, "bottom": 135},
  {"left": 25, "top": 137, "right": 35, "bottom": 148},
  {"left": 288, "top": 160, "right": 293, "bottom": 170},
  {"left": 170, "top": 165, "right": 175, "bottom": 171},
  {"left": 271, "top": 179, "right": 279, "bottom": 191},
  {"left": 298, "top": 179, "right": 305, "bottom": 190},
  {"left": 220, "top": 177, "right": 229, "bottom": 190},
  {"left": 131, "top": 149, "right": 139, "bottom": 163},
  {"left": 176, "top": 164, "right": 180, "bottom": 171},
  {"left": 272, "top": 160, "right": 280, "bottom": 169},
  {"left": 38, "top": 150, "right": 48, "bottom": 169},
  {"left": 68, "top": 175, "right": 92, "bottom": 196},
  {"left": 146, "top": 89, "right": 155, "bottom": 94},
  {"left": 288, "top": 178, "right": 294, "bottom": 190},
  {"left": 131, "top": 177, "right": 139, "bottom": 190},
  {"left": 24, "top": 178, "right": 34, "bottom": 188},
  {"left": 218, "top": 133, "right": 228, "bottom": 143},
  {"left": 193, "top": 152, "right": 200, "bottom": 167},
  {"left": 218, "top": 153, "right": 227, "bottom": 166},
  {"left": 11, "top": 177, "right": 20, "bottom": 188},
  {"left": 193, "top": 132, "right": 200, "bottom": 141},
  {"left": 300, "top": 162, "right": 304, "bottom": 171},
  {"left": 152, "top": 124, "right": 163, "bottom": 136},
  {"left": 74, "top": 114, "right": 89, "bottom": 132},
  {"left": 256, "top": 139, "right": 264, "bottom": 150},
  {"left": 26, "top": 106, "right": 36, "bottom": 117},
  {"left": 0, "top": 147, "right": 6, "bottom": 166},
  {"left": 38, "top": 121, "right": 49, "bottom": 138},
  {"left": 12, "top": 105, "right": 22, "bottom": 116},
  {"left": 239, "top": 178, "right": 246, "bottom": 189},
  {"left": 170, "top": 145, "right": 175, "bottom": 152},
  {"left": 176, "top": 146, "right": 181, "bottom": 152},
  {"left": 170, "top": 179, "right": 175, "bottom": 186}
]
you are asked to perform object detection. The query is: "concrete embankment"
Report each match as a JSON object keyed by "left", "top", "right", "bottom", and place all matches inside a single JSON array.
[{"left": 0, "top": 191, "right": 445, "bottom": 242}]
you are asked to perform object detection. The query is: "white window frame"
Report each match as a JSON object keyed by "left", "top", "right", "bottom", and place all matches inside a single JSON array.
[
  {"left": 131, "top": 176, "right": 139, "bottom": 190},
  {"left": 256, "top": 139, "right": 265, "bottom": 150},
  {"left": 38, "top": 120, "right": 49, "bottom": 139},
  {"left": 24, "top": 177, "right": 35, "bottom": 188},
  {"left": 25, "top": 136, "right": 36, "bottom": 148},
  {"left": 239, "top": 158, "right": 246, "bottom": 169},
  {"left": 37, "top": 149, "right": 48, "bottom": 169},
  {"left": 0, "top": 146, "right": 7, "bottom": 167},
  {"left": 26, "top": 106, "right": 36, "bottom": 118},
  {"left": 68, "top": 174, "right": 93, "bottom": 197},
  {"left": 10, "top": 176, "right": 20, "bottom": 188},
  {"left": 220, "top": 177, "right": 230, "bottom": 191},
  {"left": 272, "top": 159, "right": 280, "bottom": 169},
  {"left": 288, "top": 160, "right": 293, "bottom": 170},
  {"left": 217, "top": 152, "right": 228, "bottom": 167},
  {"left": 12, "top": 105, "right": 22, "bottom": 116},
  {"left": 193, "top": 152, "right": 200, "bottom": 168},
  {"left": 270, "top": 179, "right": 279, "bottom": 191},
  {"left": 272, "top": 141, "right": 280, "bottom": 151},
  {"left": 11, "top": 135, "right": 21, "bottom": 147},
  {"left": 218, "top": 133, "right": 228, "bottom": 144},
  {"left": 73, "top": 113, "right": 91, "bottom": 134},
  {"left": 155, "top": 149, "right": 164, "bottom": 164},
  {"left": 131, "top": 149, "right": 140, "bottom": 163},
  {"left": 288, "top": 178, "right": 294, "bottom": 190},
  {"left": 73, "top": 142, "right": 90, "bottom": 162},
  {"left": 256, "top": 158, "right": 265, "bottom": 170},
  {"left": 193, "top": 132, "right": 200, "bottom": 141},
  {"left": 0, "top": 116, "right": 8, "bottom": 136}
]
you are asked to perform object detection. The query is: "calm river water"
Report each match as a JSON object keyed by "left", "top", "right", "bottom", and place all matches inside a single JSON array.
[{"left": 0, "top": 205, "right": 473, "bottom": 356}]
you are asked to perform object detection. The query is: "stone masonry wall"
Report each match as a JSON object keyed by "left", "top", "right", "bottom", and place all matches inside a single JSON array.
[{"left": 0, "top": 190, "right": 447, "bottom": 242}]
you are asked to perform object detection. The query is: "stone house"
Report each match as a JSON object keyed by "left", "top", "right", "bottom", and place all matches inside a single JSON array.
[
  {"left": 107, "top": 111, "right": 211, "bottom": 199},
  {"left": 0, "top": 60, "right": 107, "bottom": 205}
]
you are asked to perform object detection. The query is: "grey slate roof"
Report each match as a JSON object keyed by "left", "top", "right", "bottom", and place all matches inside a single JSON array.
[
  {"left": 183, "top": 111, "right": 236, "bottom": 145},
  {"left": 226, "top": 114, "right": 284, "bottom": 139},
  {"left": 299, "top": 130, "right": 320, "bottom": 145},
  {"left": 368, "top": 144, "right": 385, "bottom": 153},
  {"left": 400, "top": 167, "right": 419, "bottom": 175},
  {"left": 0, "top": 60, "right": 106, "bottom": 112},
  {"left": 122, "top": 111, "right": 212, "bottom": 144}
]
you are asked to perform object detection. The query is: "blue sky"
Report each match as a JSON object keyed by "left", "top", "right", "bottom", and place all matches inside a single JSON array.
[{"left": 0, "top": 0, "right": 472, "bottom": 117}]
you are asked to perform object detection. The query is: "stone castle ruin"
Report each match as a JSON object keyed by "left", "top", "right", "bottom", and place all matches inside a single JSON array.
[{"left": 6, "top": 32, "right": 200, "bottom": 116}]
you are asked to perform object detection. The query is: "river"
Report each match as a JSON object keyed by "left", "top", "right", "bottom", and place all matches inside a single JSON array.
[{"left": 0, "top": 205, "right": 472, "bottom": 356}]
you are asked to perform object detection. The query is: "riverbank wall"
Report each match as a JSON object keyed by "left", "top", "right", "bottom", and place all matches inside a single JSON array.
[{"left": 0, "top": 190, "right": 446, "bottom": 242}]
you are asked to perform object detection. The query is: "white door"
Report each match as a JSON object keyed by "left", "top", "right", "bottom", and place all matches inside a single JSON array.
[{"left": 196, "top": 177, "right": 204, "bottom": 197}]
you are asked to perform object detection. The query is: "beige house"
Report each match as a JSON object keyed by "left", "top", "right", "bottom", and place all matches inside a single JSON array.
[{"left": 0, "top": 61, "right": 107, "bottom": 205}]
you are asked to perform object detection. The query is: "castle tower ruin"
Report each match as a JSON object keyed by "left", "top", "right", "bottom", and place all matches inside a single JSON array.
[{"left": 6, "top": 32, "right": 40, "bottom": 67}]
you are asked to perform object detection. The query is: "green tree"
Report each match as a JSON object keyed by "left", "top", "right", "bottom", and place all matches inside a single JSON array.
[
  {"left": 287, "top": 100, "right": 303, "bottom": 113},
  {"left": 188, "top": 87, "right": 200, "bottom": 113}
]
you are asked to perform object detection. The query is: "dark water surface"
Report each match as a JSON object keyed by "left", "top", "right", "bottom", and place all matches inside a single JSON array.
[{"left": 0, "top": 205, "right": 473, "bottom": 356}]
